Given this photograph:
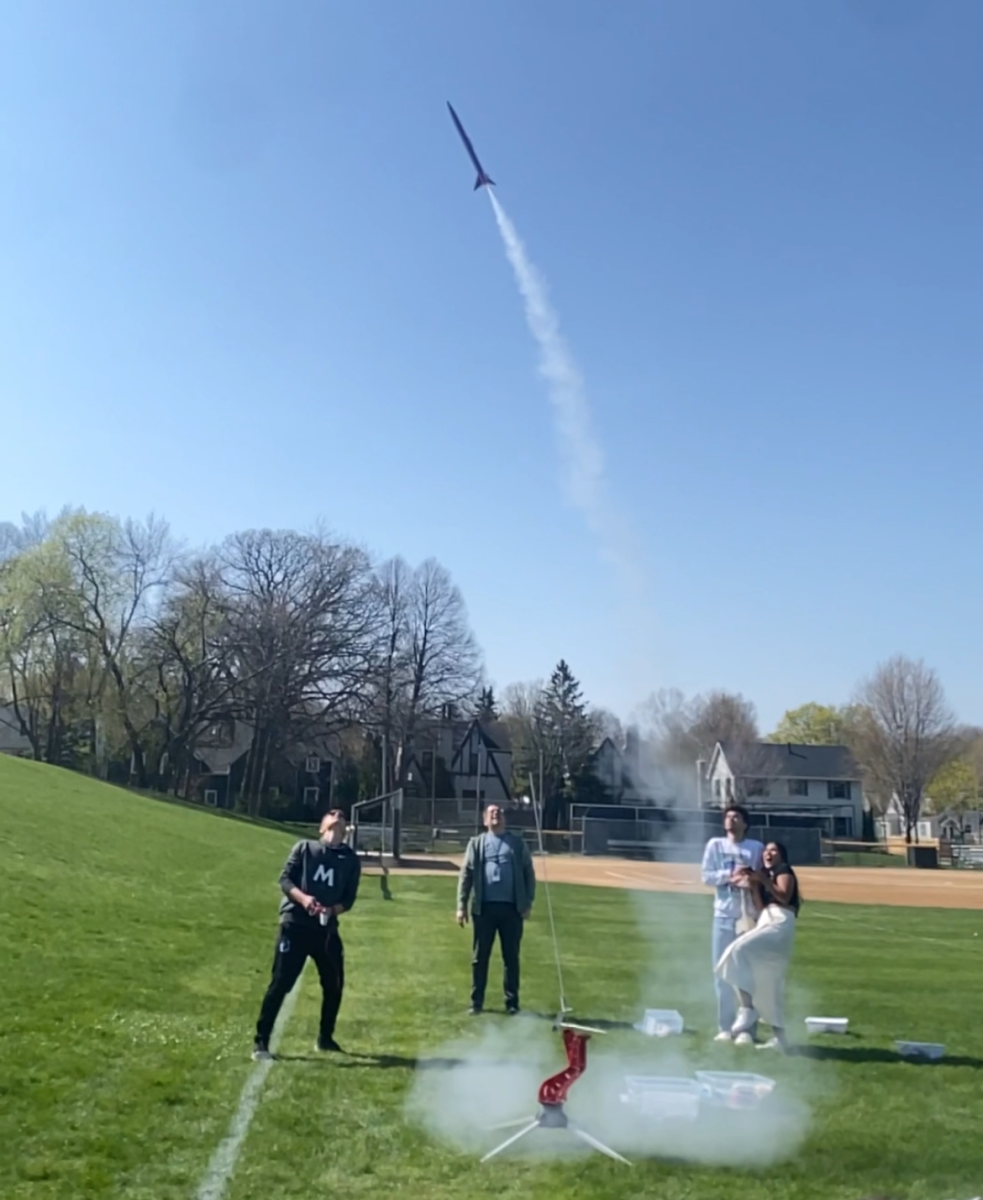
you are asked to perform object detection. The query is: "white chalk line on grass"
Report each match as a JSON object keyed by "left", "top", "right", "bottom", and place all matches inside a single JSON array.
[{"left": 195, "top": 967, "right": 305, "bottom": 1200}]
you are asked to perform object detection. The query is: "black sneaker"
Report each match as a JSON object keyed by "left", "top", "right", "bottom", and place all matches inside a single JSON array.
[
  {"left": 467, "top": 1005, "right": 483, "bottom": 1016},
  {"left": 315, "top": 1037, "right": 343, "bottom": 1053},
  {"left": 252, "top": 1042, "right": 274, "bottom": 1062},
  {"left": 506, "top": 1005, "right": 520, "bottom": 1016}
]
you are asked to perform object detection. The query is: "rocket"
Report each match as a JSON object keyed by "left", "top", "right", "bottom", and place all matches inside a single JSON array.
[{"left": 446, "top": 102, "right": 495, "bottom": 190}]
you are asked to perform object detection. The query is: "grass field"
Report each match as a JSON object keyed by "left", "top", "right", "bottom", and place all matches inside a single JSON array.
[{"left": 3, "top": 756, "right": 983, "bottom": 1200}]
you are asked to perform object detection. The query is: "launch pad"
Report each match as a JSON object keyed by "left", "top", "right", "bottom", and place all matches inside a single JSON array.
[{"left": 480, "top": 1024, "right": 631, "bottom": 1166}]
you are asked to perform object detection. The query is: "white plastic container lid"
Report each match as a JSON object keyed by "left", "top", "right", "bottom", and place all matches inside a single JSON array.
[
  {"left": 895, "top": 1040, "right": 945, "bottom": 1060},
  {"left": 633, "top": 1008, "right": 685, "bottom": 1037}
]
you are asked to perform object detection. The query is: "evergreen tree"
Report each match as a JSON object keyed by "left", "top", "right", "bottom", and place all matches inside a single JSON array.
[
  {"left": 535, "top": 660, "right": 594, "bottom": 824},
  {"left": 473, "top": 685, "right": 499, "bottom": 722}
]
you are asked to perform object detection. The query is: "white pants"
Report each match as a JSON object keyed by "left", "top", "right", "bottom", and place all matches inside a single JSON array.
[{"left": 714, "top": 904, "right": 796, "bottom": 1030}]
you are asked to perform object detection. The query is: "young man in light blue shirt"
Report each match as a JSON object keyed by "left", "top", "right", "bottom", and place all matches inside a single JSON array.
[{"left": 701, "top": 804, "right": 764, "bottom": 1042}]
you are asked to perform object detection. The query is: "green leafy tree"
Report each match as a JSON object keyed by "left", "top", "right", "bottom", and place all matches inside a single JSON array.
[
  {"left": 768, "top": 702, "right": 854, "bottom": 746},
  {"left": 926, "top": 757, "right": 980, "bottom": 814},
  {"left": 48, "top": 510, "right": 177, "bottom": 788},
  {"left": 0, "top": 541, "right": 87, "bottom": 763}
]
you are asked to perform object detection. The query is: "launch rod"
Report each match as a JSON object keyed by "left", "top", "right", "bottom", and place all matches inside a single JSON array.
[{"left": 529, "top": 772, "right": 570, "bottom": 1019}]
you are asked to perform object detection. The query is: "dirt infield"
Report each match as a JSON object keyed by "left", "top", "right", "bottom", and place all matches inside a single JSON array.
[{"left": 365, "top": 854, "right": 983, "bottom": 910}]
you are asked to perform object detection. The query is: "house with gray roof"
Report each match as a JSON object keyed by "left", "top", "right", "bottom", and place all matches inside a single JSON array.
[
  {"left": 185, "top": 716, "right": 339, "bottom": 816},
  {"left": 0, "top": 704, "right": 33, "bottom": 757},
  {"left": 589, "top": 727, "right": 679, "bottom": 803},
  {"left": 705, "top": 740, "right": 864, "bottom": 838},
  {"left": 403, "top": 717, "right": 513, "bottom": 805}
]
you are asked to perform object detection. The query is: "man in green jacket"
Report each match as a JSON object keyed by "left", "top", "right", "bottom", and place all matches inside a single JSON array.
[{"left": 456, "top": 802, "right": 536, "bottom": 1015}]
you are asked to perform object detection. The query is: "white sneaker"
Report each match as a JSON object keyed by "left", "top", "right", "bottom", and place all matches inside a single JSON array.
[
  {"left": 713, "top": 1030, "right": 732, "bottom": 1042},
  {"left": 731, "top": 1006, "right": 758, "bottom": 1035},
  {"left": 734, "top": 1032, "right": 754, "bottom": 1046},
  {"left": 756, "top": 1036, "right": 786, "bottom": 1053}
]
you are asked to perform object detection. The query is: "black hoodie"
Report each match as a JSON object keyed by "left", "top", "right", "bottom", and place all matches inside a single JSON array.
[{"left": 277, "top": 839, "right": 362, "bottom": 928}]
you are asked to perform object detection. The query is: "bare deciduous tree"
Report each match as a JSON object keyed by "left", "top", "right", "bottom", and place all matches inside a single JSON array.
[
  {"left": 220, "top": 528, "right": 381, "bottom": 813},
  {"left": 143, "top": 555, "right": 244, "bottom": 793},
  {"left": 589, "top": 706, "right": 624, "bottom": 746},
  {"left": 369, "top": 556, "right": 414, "bottom": 791},
  {"left": 500, "top": 679, "right": 546, "bottom": 792},
  {"left": 638, "top": 686, "right": 770, "bottom": 802},
  {"left": 689, "top": 690, "right": 760, "bottom": 762},
  {"left": 373, "top": 557, "right": 483, "bottom": 788},
  {"left": 0, "top": 510, "right": 52, "bottom": 563},
  {"left": 850, "top": 655, "right": 959, "bottom": 843},
  {"left": 641, "top": 687, "right": 760, "bottom": 763},
  {"left": 638, "top": 687, "right": 701, "bottom": 767}
]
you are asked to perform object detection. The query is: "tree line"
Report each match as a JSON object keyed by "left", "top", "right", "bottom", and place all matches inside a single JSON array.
[
  {"left": 0, "top": 510, "right": 629, "bottom": 821},
  {"left": 2, "top": 508, "right": 975, "bottom": 838},
  {"left": 0, "top": 509, "right": 483, "bottom": 813},
  {"left": 636, "top": 662, "right": 980, "bottom": 843}
]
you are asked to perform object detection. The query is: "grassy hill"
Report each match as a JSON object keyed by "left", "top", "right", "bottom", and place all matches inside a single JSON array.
[
  {"left": 0, "top": 755, "right": 297, "bottom": 1199},
  {"left": 3, "top": 754, "right": 983, "bottom": 1200}
]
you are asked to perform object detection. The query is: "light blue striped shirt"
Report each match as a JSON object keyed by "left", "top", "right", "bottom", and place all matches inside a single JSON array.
[{"left": 701, "top": 836, "right": 765, "bottom": 921}]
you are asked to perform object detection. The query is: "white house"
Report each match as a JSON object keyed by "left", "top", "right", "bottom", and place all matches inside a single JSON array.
[
  {"left": 875, "top": 797, "right": 983, "bottom": 844},
  {"left": 705, "top": 741, "right": 864, "bottom": 839}
]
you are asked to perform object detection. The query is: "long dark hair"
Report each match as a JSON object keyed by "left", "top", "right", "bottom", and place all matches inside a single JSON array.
[{"left": 767, "top": 841, "right": 803, "bottom": 911}]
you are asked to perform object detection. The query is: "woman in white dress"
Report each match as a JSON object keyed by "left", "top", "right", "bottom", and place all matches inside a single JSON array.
[{"left": 714, "top": 841, "right": 802, "bottom": 1051}]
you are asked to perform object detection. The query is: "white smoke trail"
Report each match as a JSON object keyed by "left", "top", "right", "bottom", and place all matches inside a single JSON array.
[{"left": 488, "top": 192, "right": 639, "bottom": 592}]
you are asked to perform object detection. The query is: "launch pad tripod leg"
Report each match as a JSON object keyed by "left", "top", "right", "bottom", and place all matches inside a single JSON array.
[
  {"left": 480, "top": 1104, "right": 631, "bottom": 1166},
  {"left": 487, "top": 1115, "right": 541, "bottom": 1132},
  {"left": 480, "top": 1118, "right": 542, "bottom": 1162},
  {"left": 568, "top": 1122, "right": 632, "bottom": 1164}
]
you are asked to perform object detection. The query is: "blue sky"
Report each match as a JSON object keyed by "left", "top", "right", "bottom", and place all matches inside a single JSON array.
[{"left": 2, "top": 0, "right": 982, "bottom": 732}]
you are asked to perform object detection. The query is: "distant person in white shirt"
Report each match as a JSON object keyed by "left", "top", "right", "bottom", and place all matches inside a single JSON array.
[{"left": 700, "top": 804, "right": 765, "bottom": 1043}]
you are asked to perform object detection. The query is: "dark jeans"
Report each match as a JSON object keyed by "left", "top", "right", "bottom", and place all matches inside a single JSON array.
[
  {"left": 255, "top": 920, "right": 344, "bottom": 1046},
  {"left": 472, "top": 902, "right": 523, "bottom": 1010}
]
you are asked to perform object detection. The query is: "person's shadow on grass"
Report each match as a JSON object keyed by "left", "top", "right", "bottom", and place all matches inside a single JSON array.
[
  {"left": 274, "top": 1052, "right": 481, "bottom": 1070},
  {"left": 333, "top": 1053, "right": 465, "bottom": 1070},
  {"left": 789, "top": 1044, "right": 983, "bottom": 1069}
]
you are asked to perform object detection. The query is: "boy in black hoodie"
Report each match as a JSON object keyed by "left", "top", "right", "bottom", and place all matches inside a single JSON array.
[{"left": 253, "top": 809, "right": 361, "bottom": 1060}]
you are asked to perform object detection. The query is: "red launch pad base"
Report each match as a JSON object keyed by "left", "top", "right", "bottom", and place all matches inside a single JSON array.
[{"left": 480, "top": 1027, "right": 631, "bottom": 1166}]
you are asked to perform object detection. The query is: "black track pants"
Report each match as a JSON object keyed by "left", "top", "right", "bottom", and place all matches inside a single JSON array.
[{"left": 255, "top": 921, "right": 344, "bottom": 1045}]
